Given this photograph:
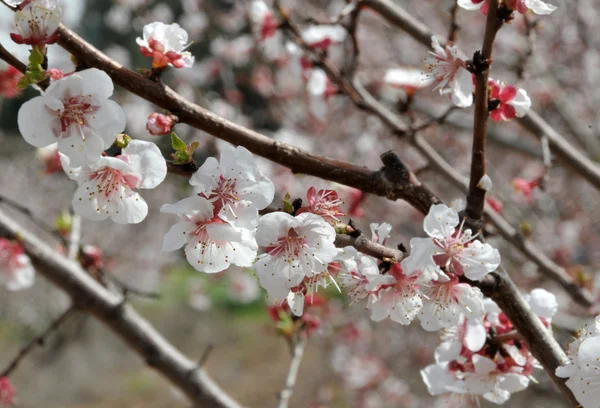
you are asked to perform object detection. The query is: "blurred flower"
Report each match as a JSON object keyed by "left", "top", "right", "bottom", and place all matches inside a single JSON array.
[
  {"left": 11, "top": 0, "right": 61, "bottom": 46},
  {"left": 18, "top": 68, "right": 126, "bottom": 167},
  {"left": 488, "top": 79, "right": 531, "bottom": 122},
  {"left": 137, "top": 22, "right": 194, "bottom": 69},
  {"left": 459, "top": 0, "right": 556, "bottom": 15},
  {"left": 0, "top": 62, "right": 22, "bottom": 98},
  {"left": 0, "top": 376, "right": 16, "bottom": 406},
  {"left": 423, "top": 36, "right": 473, "bottom": 108},
  {"left": 61, "top": 139, "right": 167, "bottom": 224},
  {"left": 36, "top": 142, "right": 61, "bottom": 174},
  {"left": 79, "top": 245, "right": 104, "bottom": 272},
  {"left": 301, "top": 25, "right": 346, "bottom": 51},
  {"left": 0, "top": 238, "right": 35, "bottom": 291},
  {"left": 187, "top": 279, "right": 212, "bottom": 311},
  {"left": 228, "top": 269, "right": 260, "bottom": 304},
  {"left": 250, "top": 1, "right": 278, "bottom": 41},
  {"left": 146, "top": 112, "right": 175, "bottom": 135},
  {"left": 307, "top": 68, "right": 336, "bottom": 121},
  {"left": 383, "top": 67, "right": 433, "bottom": 101},
  {"left": 511, "top": 177, "right": 539, "bottom": 203}
]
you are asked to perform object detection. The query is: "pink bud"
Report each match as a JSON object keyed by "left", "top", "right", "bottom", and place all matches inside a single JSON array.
[
  {"left": 0, "top": 376, "right": 16, "bottom": 406},
  {"left": 0, "top": 65, "right": 22, "bottom": 99},
  {"left": 146, "top": 113, "right": 175, "bottom": 135},
  {"left": 47, "top": 68, "right": 65, "bottom": 81}
]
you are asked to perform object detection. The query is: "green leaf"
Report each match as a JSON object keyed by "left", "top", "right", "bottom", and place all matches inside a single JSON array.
[
  {"left": 29, "top": 46, "right": 44, "bottom": 66},
  {"left": 189, "top": 141, "right": 200, "bottom": 151},
  {"left": 282, "top": 193, "right": 293, "bottom": 214},
  {"left": 171, "top": 132, "right": 187, "bottom": 151}
]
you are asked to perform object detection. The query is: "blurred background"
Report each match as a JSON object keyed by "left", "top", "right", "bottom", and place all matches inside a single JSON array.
[{"left": 0, "top": 0, "right": 598, "bottom": 406}]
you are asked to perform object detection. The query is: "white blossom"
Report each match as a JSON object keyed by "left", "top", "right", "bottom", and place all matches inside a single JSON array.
[
  {"left": 11, "top": 0, "right": 62, "bottom": 46},
  {"left": 136, "top": 22, "right": 194, "bottom": 68},
  {"left": 161, "top": 196, "right": 258, "bottom": 273},
  {"left": 255, "top": 212, "right": 338, "bottom": 299},
  {"left": 62, "top": 139, "right": 166, "bottom": 224},
  {"left": 0, "top": 238, "right": 35, "bottom": 291},
  {"left": 18, "top": 68, "right": 126, "bottom": 167}
]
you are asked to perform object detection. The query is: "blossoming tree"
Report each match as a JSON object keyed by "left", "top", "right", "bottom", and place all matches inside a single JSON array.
[{"left": 0, "top": 0, "right": 599, "bottom": 407}]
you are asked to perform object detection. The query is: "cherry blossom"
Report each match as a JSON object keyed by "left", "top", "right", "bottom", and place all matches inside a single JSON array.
[
  {"left": 254, "top": 212, "right": 338, "bottom": 300},
  {"left": 18, "top": 68, "right": 126, "bottom": 167},
  {"left": 301, "top": 25, "right": 346, "bottom": 51},
  {"left": 458, "top": 0, "right": 556, "bottom": 15},
  {"left": 488, "top": 79, "right": 531, "bottom": 122},
  {"left": 10, "top": 0, "right": 62, "bottom": 46},
  {"left": 61, "top": 139, "right": 167, "bottom": 224},
  {"left": 0, "top": 376, "right": 15, "bottom": 406},
  {"left": 367, "top": 263, "right": 424, "bottom": 325},
  {"left": 189, "top": 145, "right": 274, "bottom": 226},
  {"left": 403, "top": 204, "right": 501, "bottom": 282},
  {"left": 370, "top": 222, "right": 392, "bottom": 244},
  {"left": 36, "top": 142, "right": 62, "bottom": 174},
  {"left": 136, "top": 22, "right": 194, "bottom": 69},
  {"left": 512, "top": 177, "right": 539, "bottom": 203},
  {"left": 296, "top": 186, "right": 345, "bottom": 223},
  {"left": 0, "top": 238, "right": 35, "bottom": 291},
  {"left": 161, "top": 195, "right": 258, "bottom": 273},
  {"left": 384, "top": 67, "right": 433, "bottom": 93},
  {"left": 306, "top": 68, "right": 336, "bottom": 121},
  {"left": 423, "top": 36, "right": 473, "bottom": 108},
  {"left": 556, "top": 317, "right": 600, "bottom": 408},
  {"left": 336, "top": 247, "right": 394, "bottom": 304},
  {"left": 146, "top": 112, "right": 175, "bottom": 135},
  {"left": 228, "top": 268, "right": 260, "bottom": 304},
  {"left": 249, "top": 1, "right": 278, "bottom": 41},
  {"left": 0, "top": 62, "right": 22, "bottom": 99}
]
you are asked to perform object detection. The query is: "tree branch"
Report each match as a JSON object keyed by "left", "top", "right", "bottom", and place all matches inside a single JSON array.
[
  {"left": 465, "top": 0, "right": 502, "bottom": 227},
  {"left": 277, "top": 334, "right": 307, "bottom": 408},
  {"left": 359, "top": 0, "right": 600, "bottom": 191},
  {"left": 0, "top": 209, "right": 242, "bottom": 408}
]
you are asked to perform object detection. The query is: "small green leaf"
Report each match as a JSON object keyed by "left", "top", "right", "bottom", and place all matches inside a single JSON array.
[
  {"left": 29, "top": 46, "right": 44, "bottom": 66},
  {"left": 189, "top": 141, "right": 200, "bottom": 151},
  {"left": 282, "top": 193, "right": 294, "bottom": 214},
  {"left": 171, "top": 132, "right": 187, "bottom": 151}
]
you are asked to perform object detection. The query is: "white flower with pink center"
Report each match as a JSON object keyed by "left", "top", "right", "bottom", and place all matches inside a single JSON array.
[
  {"left": 0, "top": 238, "right": 35, "bottom": 291},
  {"left": 489, "top": 79, "right": 531, "bottom": 122},
  {"left": 11, "top": 0, "right": 62, "bottom": 46},
  {"left": 61, "top": 139, "right": 167, "bottom": 224},
  {"left": 403, "top": 204, "right": 501, "bottom": 281},
  {"left": 301, "top": 25, "right": 346, "bottom": 51},
  {"left": 18, "top": 68, "right": 126, "bottom": 167},
  {"left": 255, "top": 212, "right": 338, "bottom": 300},
  {"left": 423, "top": 36, "right": 474, "bottom": 108},
  {"left": 306, "top": 68, "right": 336, "bottom": 122},
  {"left": 161, "top": 196, "right": 258, "bottom": 273},
  {"left": 136, "top": 22, "right": 194, "bottom": 69},
  {"left": 336, "top": 247, "right": 394, "bottom": 304},
  {"left": 367, "top": 263, "right": 423, "bottom": 325},
  {"left": 190, "top": 145, "right": 274, "bottom": 228},
  {"left": 418, "top": 275, "right": 485, "bottom": 331},
  {"left": 250, "top": 1, "right": 278, "bottom": 41}
]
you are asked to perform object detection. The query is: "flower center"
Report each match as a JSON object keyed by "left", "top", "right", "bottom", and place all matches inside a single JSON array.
[
  {"left": 266, "top": 228, "right": 308, "bottom": 259},
  {"left": 53, "top": 95, "right": 99, "bottom": 137},
  {"left": 90, "top": 167, "right": 139, "bottom": 200}
]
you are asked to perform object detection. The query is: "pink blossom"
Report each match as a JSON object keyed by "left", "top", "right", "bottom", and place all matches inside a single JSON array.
[
  {"left": 10, "top": 0, "right": 61, "bottom": 46},
  {"left": 512, "top": 177, "right": 539, "bottom": 202},
  {"left": 297, "top": 186, "right": 345, "bottom": 223},
  {"left": 0, "top": 238, "right": 35, "bottom": 291},
  {"left": 0, "top": 377, "right": 15, "bottom": 406},
  {"left": 250, "top": 1, "right": 278, "bottom": 41},
  {"left": 0, "top": 63, "right": 22, "bottom": 99},
  {"left": 146, "top": 112, "right": 175, "bottom": 135},
  {"left": 488, "top": 80, "right": 531, "bottom": 122},
  {"left": 36, "top": 143, "right": 61, "bottom": 175}
]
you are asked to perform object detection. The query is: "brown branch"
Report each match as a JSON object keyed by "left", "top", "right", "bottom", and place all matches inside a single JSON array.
[
  {"left": 465, "top": 0, "right": 502, "bottom": 228},
  {"left": 0, "top": 209, "right": 242, "bottom": 408},
  {"left": 359, "top": 0, "right": 600, "bottom": 191},
  {"left": 335, "top": 233, "right": 404, "bottom": 262},
  {"left": 447, "top": 0, "right": 460, "bottom": 43},
  {"left": 0, "top": 42, "right": 26, "bottom": 73},
  {"left": 0, "top": 305, "right": 76, "bottom": 378}
]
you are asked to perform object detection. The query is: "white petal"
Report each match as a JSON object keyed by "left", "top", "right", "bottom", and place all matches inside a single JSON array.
[
  {"left": 162, "top": 221, "right": 192, "bottom": 252},
  {"left": 424, "top": 204, "right": 459, "bottom": 240},
  {"left": 185, "top": 240, "right": 231, "bottom": 273},
  {"left": 18, "top": 97, "right": 58, "bottom": 147},
  {"left": 401, "top": 237, "right": 437, "bottom": 281},
  {"left": 472, "top": 355, "right": 497, "bottom": 374},
  {"left": 121, "top": 140, "right": 167, "bottom": 189},
  {"left": 189, "top": 157, "right": 221, "bottom": 193},
  {"left": 509, "top": 89, "right": 532, "bottom": 118},
  {"left": 525, "top": 0, "right": 557, "bottom": 15},
  {"left": 161, "top": 195, "right": 214, "bottom": 220},
  {"left": 465, "top": 318, "right": 487, "bottom": 352},
  {"left": 527, "top": 288, "right": 558, "bottom": 319},
  {"left": 87, "top": 99, "right": 127, "bottom": 147},
  {"left": 459, "top": 240, "right": 501, "bottom": 281},
  {"left": 77, "top": 68, "right": 115, "bottom": 100},
  {"left": 255, "top": 212, "right": 297, "bottom": 246},
  {"left": 287, "top": 291, "right": 305, "bottom": 316},
  {"left": 109, "top": 191, "right": 148, "bottom": 224},
  {"left": 57, "top": 130, "right": 105, "bottom": 167},
  {"left": 450, "top": 67, "right": 474, "bottom": 108},
  {"left": 5, "top": 255, "right": 35, "bottom": 291},
  {"left": 458, "top": 0, "right": 484, "bottom": 10},
  {"left": 421, "top": 363, "right": 456, "bottom": 395}
]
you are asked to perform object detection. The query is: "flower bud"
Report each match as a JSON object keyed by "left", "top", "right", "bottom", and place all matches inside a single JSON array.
[{"left": 147, "top": 112, "right": 175, "bottom": 135}]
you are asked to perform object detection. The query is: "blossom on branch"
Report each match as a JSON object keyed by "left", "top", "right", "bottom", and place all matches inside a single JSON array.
[
  {"left": 296, "top": 186, "right": 345, "bottom": 224},
  {"left": 423, "top": 36, "right": 473, "bottom": 108},
  {"left": 10, "top": 0, "right": 62, "bottom": 46},
  {"left": 255, "top": 212, "right": 338, "bottom": 300},
  {"left": 190, "top": 145, "right": 274, "bottom": 227},
  {"left": 488, "top": 79, "right": 531, "bottom": 122},
  {"left": 161, "top": 196, "right": 258, "bottom": 273},
  {"left": 249, "top": 1, "right": 278, "bottom": 41},
  {"left": 18, "top": 68, "right": 126, "bottom": 167},
  {"left": 301, "top": 25, "right": 347, "bottom": 51},
  {"left": 136, "top": 22, "right": 194, "bottom": 69},
  {"left": 0, "top": 62, "right": 23, "bottom": 99},
  {"left": 0, "top": 238, "right": 35, "bottom": 291},
  {"left": 459, "top": 0, "right": 556, "bottom": 15},
  {"left": 146, "top": 112, "right": 175, "bottom": 135},
  {"left": 61, "top": 139, "right": 167, "bottom": 224}
]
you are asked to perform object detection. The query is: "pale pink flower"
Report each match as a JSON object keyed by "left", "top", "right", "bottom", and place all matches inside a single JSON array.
[
  {"left": 297, "top": 186, "right": 345, "bottom": 223},
  {"left": 11, "top": 0, "right": 61, "bottom": 46},
  {"left": 146, "top": 112, "right": 175, "bottom": 135},
  {"left": 489, "top": 79, "right": 531, "bottom": 122},
  {"left": 18, "top": 68, "right": 126, "bottom": 167},
  {"left": 0, "top": 238, "right": 35, "bottom": 291},
  {"left": 0, "top": 376, "right": 16, "bottom": 406},
  {"left": 136, "top": 22, "right": 194, "bottom": 69},
  {"left": 249, "top": 1, "right": 278, "bottom": 41},
  {"left": 61, "top": 140, "right": 167, "bottom": 224},
  {"left": 301, "top": 25, "right": 346, "bottom": 51},
  {"left": 0, "top": 62, "right": 22, "bottom": 99},
  {"left": 423, "top": 36, "right": 473, "bottom": 108}
]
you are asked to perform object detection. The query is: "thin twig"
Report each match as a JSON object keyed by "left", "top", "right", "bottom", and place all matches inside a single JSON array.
[
  {"left": 465, "top": 0, "right": 503, "bottom": 229},
  {"left": 447, "top": 0, "right": 460, "bottom": 43},
  {"left": 0, "top": 306, "right": 76, "bottom": 377},
  {"left": 67, "top": 214, "right": 81, "bottom": 261},
  {"left": 278, "top": 334, "right": 307, "bottom": 408}
]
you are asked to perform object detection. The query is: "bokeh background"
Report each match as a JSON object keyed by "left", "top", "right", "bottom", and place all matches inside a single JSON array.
[{"left": 0, "top": 0, "right": 597, "bottom": 406}]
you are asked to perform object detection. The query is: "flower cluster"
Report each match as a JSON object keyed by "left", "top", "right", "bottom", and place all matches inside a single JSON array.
[
  {"left": 422, "top": 290, "right": 556, "bottom": 403},
  {"left": 161, "top": 145, "right": 274, "bottom": 273},
  {"left": 556, "top": 316, "right": 600, "bottom": 408}
]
